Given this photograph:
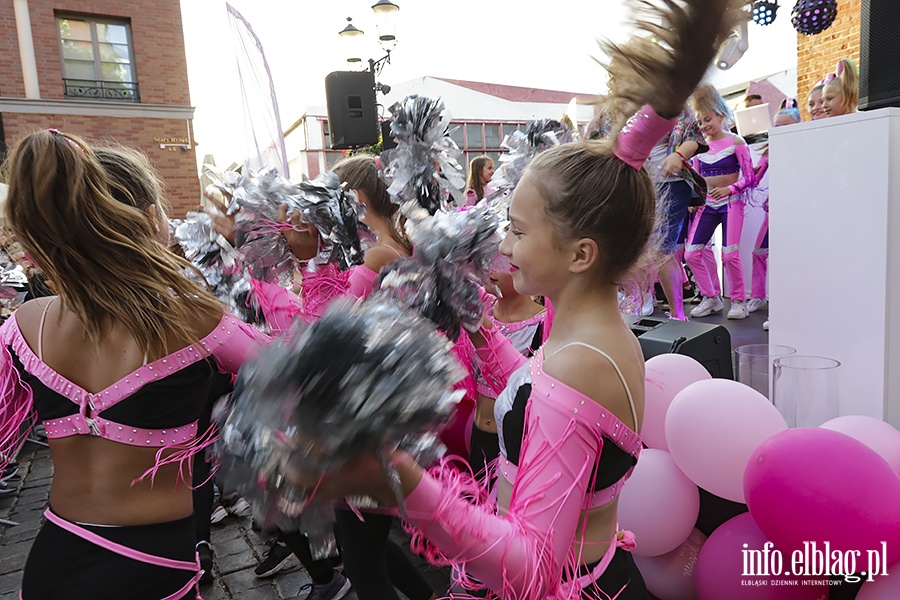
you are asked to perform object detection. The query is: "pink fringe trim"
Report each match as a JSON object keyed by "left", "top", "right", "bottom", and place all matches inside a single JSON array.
[
  {"left": 300, "top": 264, "right": 351, "bottom": 323},
  {"left": 132, "top": 422, "right": 219, "bottom": 490},
  {"left": 0, "top": 343, "right": 36, "bottom": 472}
]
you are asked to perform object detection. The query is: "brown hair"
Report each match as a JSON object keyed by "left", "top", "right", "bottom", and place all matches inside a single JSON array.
[
  {"left": 94, "top": 145, "right": 164, "bottom": 212},
  {"left": 465, "top": 156, "right": 493, "bottom": 202},
  {"left": 824, "top": 58, "right": 859, "bottom": 114},
  {"left": 527, "top": 141, "right": 656, "bottom": 285},
  {"left": 332, "top": 154, "right": 411, "bottom": 254},
  {"left": 2, "top": 130, "right": 222, "bottom": 357}
]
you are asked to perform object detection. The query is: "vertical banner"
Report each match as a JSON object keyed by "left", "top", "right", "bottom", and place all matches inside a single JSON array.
[{"left": 226, "top": 3, "right": 289, "bottom": 177}]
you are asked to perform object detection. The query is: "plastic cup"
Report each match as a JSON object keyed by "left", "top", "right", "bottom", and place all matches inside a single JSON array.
[
  {"left": 773, "top": 355, "right": 841, "bottom": 427},
  {"left": 733, "top": 344, "right": 797, "bottom": 400}
]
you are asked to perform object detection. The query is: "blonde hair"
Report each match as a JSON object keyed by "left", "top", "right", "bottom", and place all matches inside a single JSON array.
[
  {"left": 527, "top": 141, "right": 656, "bottom": 285},
  {"left": 824, "top": 58, "right": 859, "bottom": 114},
  {"left": 2, "top": 130, "right": 222, "bottom": 357},
  {"left": 689, "top": 82, "right": 734, "bottom": 128}
]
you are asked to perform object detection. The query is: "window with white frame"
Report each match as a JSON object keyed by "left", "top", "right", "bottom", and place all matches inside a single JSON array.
[{"left": 57, "top": 15, "right": 139, "bottom": 102}]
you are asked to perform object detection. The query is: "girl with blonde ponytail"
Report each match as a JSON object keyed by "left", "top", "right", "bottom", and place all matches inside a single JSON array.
[{"left": 822, "top": 58, "right": 859, "bottom": 117}]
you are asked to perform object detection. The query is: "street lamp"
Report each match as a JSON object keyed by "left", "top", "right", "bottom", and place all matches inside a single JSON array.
[
  {"left": 338, "top": 1, "right": 400, "bottom": 76},
  {"left": 338, "top": 17, "right": 365, "bottom": 66}
]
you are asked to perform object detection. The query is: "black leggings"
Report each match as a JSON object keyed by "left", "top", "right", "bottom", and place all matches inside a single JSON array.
[
  {"left": 580, "top": 548, "right": 648, "bottom": 600},
  {"left": 22, "top": 511, "right": 197, "bottom": 599},
  {"left": 280, "top": 530, "right": 340, "bottom": 584},
  {"left": 334, "top": 509, "right": 435, "bottom": 600}
]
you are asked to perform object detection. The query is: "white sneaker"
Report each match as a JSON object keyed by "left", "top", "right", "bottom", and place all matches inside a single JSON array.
[
  {"left": 763, "top": 320, "right": 769, "bottom": 331},
  {"left": 727, "top": 300, "right": 749, "bottom": 320},
  {"left": 747, "top": 297, "right": 767, "bottom": 313},
  {"left": 690, "top": 296, "right": 724, "bottom": 318}
]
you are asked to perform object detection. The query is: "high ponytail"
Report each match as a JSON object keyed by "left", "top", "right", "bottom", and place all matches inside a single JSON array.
[{"left": 822, "top": 58, "right": 858, "bottom": 114}]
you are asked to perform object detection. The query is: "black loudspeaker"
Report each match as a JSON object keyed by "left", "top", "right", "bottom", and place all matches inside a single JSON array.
[
  {"left": 380, "top": 120, "right": 397, "bottom": 151},
  {"left": 325, "top": 71, "right": 378, "bottom": 149},
  {"left": 859, "top": 0, "right": 900, "bottom": 111},
  {"left": 631, "top": 317, "right": 734, "bottom": 379}
]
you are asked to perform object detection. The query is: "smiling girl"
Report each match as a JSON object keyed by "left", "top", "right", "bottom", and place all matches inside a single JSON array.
[{"left": 685, "top": 83, "right": 756, "bottom": 320}]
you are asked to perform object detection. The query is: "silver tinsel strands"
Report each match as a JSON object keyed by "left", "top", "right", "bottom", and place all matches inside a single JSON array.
[
  {"left": 375, "top": 203, "right": 503, "bottom": 340},
  {"left": 171, "top": 214, "right": 262, "bottom": 326},
  {"left": 381, "top": 95, "right": 466, "bottom": 216},
  {"left": 217, "top": 298, "right": 465, "bottom": 557}
]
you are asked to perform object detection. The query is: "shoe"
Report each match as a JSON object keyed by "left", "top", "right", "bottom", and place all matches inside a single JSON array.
[
  {"left": 298, "top": 571, "right": 352, "bottom": 600},
  {"left": 690, "top": 296, "right": 724, "bottom": 318},
  {"left": 763, "top": 320, "right": 769, "bottom": 331},
  {"left": 727, "top": 300, "right": 749, "bottom": 320},
  {"left": 747, "top": 297, "right": 767, "bottom": 313},
  {"left": 0, "top": 481, "right": 17, "bottom": 496},
  {"left": 197, "top": 541, "right": 214, "bottom": 585},
  {"left": 210, "top": 498, "right": 228, "bottom": 525},
  {"left": 1, "top": 465, "right": 19, "bottom": 482},
  {"left": 254, "top": 540, "right": 294, "bottom": 578},
  {"left": 220, "top": 494, "right": 252, "bottom": 518}
]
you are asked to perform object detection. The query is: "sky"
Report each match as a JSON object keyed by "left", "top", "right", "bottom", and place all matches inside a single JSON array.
[{"left": 180, "top": 0, "right": 798, "bottom": 169}]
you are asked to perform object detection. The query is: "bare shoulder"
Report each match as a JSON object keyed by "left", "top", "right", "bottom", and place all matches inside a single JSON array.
[
  {"left": 11, "top": 297, "right": 57, "bottom": 332},
  {"left": 732, "top": 134, "right": 747, "bottom": 146},
  {"left": 364, "top": 245, "right": 404, "bottom": 273},
  {"left": 542, "top": 336, "right": 645, "bottom": 431},
  {"left": 188, "top": 302, "right": 225, "bottom": 340}
]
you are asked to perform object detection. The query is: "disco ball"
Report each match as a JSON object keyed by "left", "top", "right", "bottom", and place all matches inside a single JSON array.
[
  {"left": 751, "top": 1, "right": 779, "bottom": 26},
  {"left": 791, "top": 0, "right": 838, "bottom": 35}
]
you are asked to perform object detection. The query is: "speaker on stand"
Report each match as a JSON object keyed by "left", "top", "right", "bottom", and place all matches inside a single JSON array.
[
  {"left": 859, "top": 0, "right": 900, "bottom": 111},
  {"left": 324, "top": 71, "right": 379, "bottom": 149}
]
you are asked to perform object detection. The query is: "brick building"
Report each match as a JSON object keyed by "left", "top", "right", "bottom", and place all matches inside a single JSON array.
[
  {"left": 796, "top": 0, "right": 861, "bottom": 120},
  {"left": 0, "top": 0, "right": 199, "bottom": 215}
]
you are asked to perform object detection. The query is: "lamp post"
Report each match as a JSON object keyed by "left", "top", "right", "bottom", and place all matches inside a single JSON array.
[{"left": 338, "top": 1, "right": 400, "bottom": 77}]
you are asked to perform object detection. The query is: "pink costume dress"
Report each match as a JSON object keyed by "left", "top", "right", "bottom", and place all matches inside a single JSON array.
[
  {"left": 398, "top": 106, "right": 675, "bottom": 600},
  {"left": 0, "top": 302, "right": 266, "bottom": 600},
  {"left": 685, "top": 136, "right": 756, "bottom": 302}
]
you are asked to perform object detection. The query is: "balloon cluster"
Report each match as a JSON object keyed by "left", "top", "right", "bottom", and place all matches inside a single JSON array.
[
  {"left": 619, "top": 353, "right": 900, "bottom": 599},
  {"left": 791, "top": 0, "right": 838, "bottom": 36}
]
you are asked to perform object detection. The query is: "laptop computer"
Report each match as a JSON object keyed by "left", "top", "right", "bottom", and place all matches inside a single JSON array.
[{"left": 734, "top": 103, "right": 772, "bottom": 137}]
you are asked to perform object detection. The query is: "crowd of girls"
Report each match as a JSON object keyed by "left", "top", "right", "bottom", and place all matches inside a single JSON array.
[
  {"left": 0, "top": 6, "right": 860, "bottom": 599},
  {"left": 656, "top": 57, "right": 860, "bottom": 325}
]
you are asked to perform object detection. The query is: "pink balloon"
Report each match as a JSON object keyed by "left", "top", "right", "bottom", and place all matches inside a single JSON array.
[
  {"left": 665, "top": 379, "right": 787, "bottom": 503},
  {"left": 857, "top": 557, "right": 900, "bottom": 600},
  {"left": 633, "top": 528, "right": 706, "bottom": 600},
  {"left": 820, "top": 415, "right": 900, "bottom": 475},
  {"left": 619, "top": 449, "right": 700, "bottom": 557},
  {"left": 643, "top": 354, "right": 712, "bottom": 450},
  {"left": 696, "top": 513, "right": 829, "bottom": 600},
  {"left": 745, "top": 428, "right": 900, "bottom": 566}
]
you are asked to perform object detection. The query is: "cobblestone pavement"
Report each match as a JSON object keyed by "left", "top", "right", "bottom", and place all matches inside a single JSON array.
[{"left": 0, "top": 442, "right": 449, "bottom": 600}]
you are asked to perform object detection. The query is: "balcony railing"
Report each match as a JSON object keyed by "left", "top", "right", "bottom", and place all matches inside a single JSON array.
[{"left": 62, "top": 79, "right": 140, "bottom": 102}]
